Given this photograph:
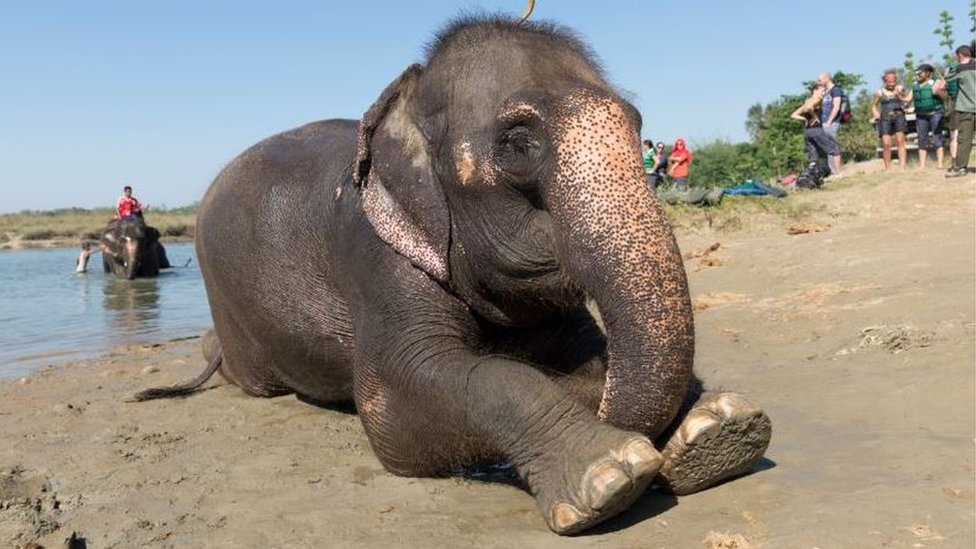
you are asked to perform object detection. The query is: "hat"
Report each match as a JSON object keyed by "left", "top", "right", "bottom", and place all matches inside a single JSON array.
[
  {"left": 957, "top": 45, "right": 973, "bottom": 57},
  {"left": 916, "top": 63, "right": 935, "bottom": 74}
]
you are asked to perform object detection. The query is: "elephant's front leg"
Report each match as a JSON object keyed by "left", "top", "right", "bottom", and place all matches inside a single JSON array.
[
  {"left": 483, "top": 315, "right": 772, "bottom": 497},
  {"left": 353, "top": 321, "right": 662, "bottom": 535},
  {"left": 656, "top": 392, "right": 772, "bottom": 495}
]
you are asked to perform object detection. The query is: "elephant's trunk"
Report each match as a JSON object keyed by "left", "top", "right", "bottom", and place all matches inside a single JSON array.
[
  {"left": 124, "top": 237, "right": 139, "bottom": 280},
  {"left": 545, "top": 90, "right": 694, "bottom": 438}
]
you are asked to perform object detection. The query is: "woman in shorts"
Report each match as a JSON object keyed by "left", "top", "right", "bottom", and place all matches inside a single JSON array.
[{"left": 871, "top": 69, "right": 913, "bottom": 171}]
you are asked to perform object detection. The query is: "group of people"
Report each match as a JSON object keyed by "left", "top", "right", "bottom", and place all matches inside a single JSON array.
[
  {"left": 641, "top": 138, "right": 693, "bottom": 191},
  {"left": 794, "top": 44, "right": 975, "bottom": 177},
  {"left": 76, "top": 185, "right": 149, "bottom": 273},
  {"left": 790, "top": 73, "right": 846, "bottom": 178}
]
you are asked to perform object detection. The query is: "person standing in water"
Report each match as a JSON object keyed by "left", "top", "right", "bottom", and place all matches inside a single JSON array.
[{"left": 75, "top": 242, "right": 99, "bottom": 273}]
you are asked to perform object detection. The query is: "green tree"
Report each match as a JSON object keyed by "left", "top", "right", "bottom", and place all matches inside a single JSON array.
[
  {"left": 745, "top": 103, "right": 764, "bottom": 141},
  {"left": 903, "top": 51, "right": 915, "bottom": 84},
  {"left": 801, "top": 71, "right": 865, "bottom": 93},
  {"left": 687, "top": 140, "right": 761, "bottom": 188},
  {"left": 831, "top": 71, "right": 866, "bottom": 92},
  {"left": 752, "top": 93, "right": 809, "bottom": 176},
  {"left": 934, "top": 10, "right": 955, "bottom": 65},
  {"left": 838, "top": 89, "right": 878, "bottom": 162}
]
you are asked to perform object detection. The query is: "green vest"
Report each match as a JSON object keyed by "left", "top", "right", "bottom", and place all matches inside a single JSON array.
[{"left": 912, "top": 80, "right": 943, "bottom": 113}]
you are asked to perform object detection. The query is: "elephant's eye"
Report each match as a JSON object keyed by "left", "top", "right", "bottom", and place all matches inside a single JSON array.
[
  {"left": 497, "top": 126, "right": 541, "bottom": 181},
  {"left": 499, "top": 126, "right": 538, "bottom": 155}
]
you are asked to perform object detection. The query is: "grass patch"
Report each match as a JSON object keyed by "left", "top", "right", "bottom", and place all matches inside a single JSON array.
[
  {"left": 22, "top": 229, "right": 59, "bottom": 241},
  {"left": 663, "top": 191, "right": 828, "bottom": 234},
  {"left": 161, "top": 223, "right": 194, "bottom": 238},
  {"left": 0, "top": 206, "right": 197, "bottom": 245}
]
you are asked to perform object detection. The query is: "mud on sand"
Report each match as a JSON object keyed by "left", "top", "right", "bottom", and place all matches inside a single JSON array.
[{"left": 2, "top": 163, "right": 973, "bottom": 548}]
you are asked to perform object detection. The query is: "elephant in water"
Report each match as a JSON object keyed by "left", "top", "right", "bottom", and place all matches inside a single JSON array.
[
  {"left": 100, "top": 217, "right": 170, "bottom": 280},
  {"left": 138, "top": 17, "right": 771, "bottom": 535}
]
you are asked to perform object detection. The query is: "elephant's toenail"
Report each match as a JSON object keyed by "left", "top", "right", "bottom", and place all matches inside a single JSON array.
[
  {"left": 620, "top": 437, "right": 663, "bottom": 479},
  {"left": 714, "top": 392, "right": 761, "bottom": 418},
  {"left": 585, "top": 462, "right": 630, "bottom": 511},
  {"left": 551, "top": 502, "right": 586, "bottom": 533},
  {"left": 680, "top": 409, "right": 721, "bottom": 444}
]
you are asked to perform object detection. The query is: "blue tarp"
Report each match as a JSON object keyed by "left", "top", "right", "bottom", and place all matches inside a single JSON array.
[{"left": 723, "top": 179, "right": 787, "bottom": 198}]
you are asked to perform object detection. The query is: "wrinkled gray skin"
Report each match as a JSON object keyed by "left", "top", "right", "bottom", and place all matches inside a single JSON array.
[
  {"left": 100, "top": 218, "right": 170, "bottom": 280},
  {"left": 145, "top": 18, "right": 771, "bottom": 535}
]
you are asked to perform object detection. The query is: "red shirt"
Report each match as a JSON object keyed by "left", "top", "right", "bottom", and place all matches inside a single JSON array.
[
  {"left": 669, "top": 150, "right": 692, "bottom": 178},
  {"left": 117, "top": 196, "right": 142, "bottom": 218}
]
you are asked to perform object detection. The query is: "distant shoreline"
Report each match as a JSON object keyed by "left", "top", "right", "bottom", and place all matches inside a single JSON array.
[
  {"left": 0, "top": 206, "right": 197, "bottom": 251},
  {"left": 0, "top": 235, "right": 194, "bottom": 251}
]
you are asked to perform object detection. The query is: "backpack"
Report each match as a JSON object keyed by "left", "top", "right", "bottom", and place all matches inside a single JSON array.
[
  {"left": 796, "top": 161, "right": 831, "bottom": 189},
  {"left": 839, "top": 92, "right": 852, "bottom": 123}
]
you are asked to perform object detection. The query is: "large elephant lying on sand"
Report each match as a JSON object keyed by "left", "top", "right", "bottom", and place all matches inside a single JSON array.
[{"left": 139, "top": 17, "right": 771, "bottom": 535}]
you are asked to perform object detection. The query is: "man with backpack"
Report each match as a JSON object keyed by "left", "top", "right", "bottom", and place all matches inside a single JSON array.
[
  {"left": 939, "top": 45, "right": 975, "bottom": 178},
  {"left": 818, "top": 72, "right": 845, "bottom": 175}
]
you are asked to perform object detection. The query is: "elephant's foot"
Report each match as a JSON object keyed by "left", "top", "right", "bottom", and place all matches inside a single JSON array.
[
  {"left": 657, "top": 392, "right": 771, "bottom": 496},
  {"left": 528, "top": 431, "right": 662, "bottom": 535}
]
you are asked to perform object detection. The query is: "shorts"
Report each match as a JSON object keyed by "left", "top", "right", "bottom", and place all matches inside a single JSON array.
[
  {"left": 822, "top": 121, "right": 840, "bottom": 139},
  {"left": 672, "top": 176, "right": 688, "bottom": 191},
  {"left": 878, "top": 111, "right": 907, "bottom": 136},
  {"left": 822, "top": 122, "right": 841, "bottom": 154},
  {"left": 804, "top": 126, "right": 840, "bottom": 160},
  {"left": 915, "top": 111, "right": 945, "bottom": 149}
]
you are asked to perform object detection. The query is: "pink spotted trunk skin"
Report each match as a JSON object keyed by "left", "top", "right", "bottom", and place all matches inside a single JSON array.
[{"left": 545, "top": 90, "right": 694, "bottom": 438}]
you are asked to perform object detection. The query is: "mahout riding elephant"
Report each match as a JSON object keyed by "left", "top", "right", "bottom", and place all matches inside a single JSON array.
[
  {"left": 100, "top": 217, "right": 170, "bottom": 280},
  {"left": 138, "top": 17, "right": 771, "bottom": 535}
]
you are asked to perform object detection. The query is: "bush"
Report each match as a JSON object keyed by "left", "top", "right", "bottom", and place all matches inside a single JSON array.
[
  {"left": 838, "top": 89, "right": 879, "bottom": 162},
  {"left": 22, "top": 229, "right": 57, "bottom": 241},
  {"left": 688, "top": 140, "right": 763, "bottom": 188},
  {"left": 162, "top": 224, "right": 193, "bottom": 237}
]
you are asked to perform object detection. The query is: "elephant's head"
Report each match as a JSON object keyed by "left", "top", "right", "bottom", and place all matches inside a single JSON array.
[
  {"left": 102, "top": 218, "right": 149, "bottom": 280},
  {"left": 354, "top": 19, "right": 694, "bottom": 438}
]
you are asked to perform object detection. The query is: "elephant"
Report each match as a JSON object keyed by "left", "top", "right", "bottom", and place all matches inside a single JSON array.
[
  {"left": 137, "top": 17, "right": 771, "bottom": 535},
  {"left": 100, "top": 217, "right": 170, "bottom": 280}
]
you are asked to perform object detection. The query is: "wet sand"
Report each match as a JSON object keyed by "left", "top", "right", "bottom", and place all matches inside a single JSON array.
[{"left": 2, "top": 163, "right": 973, "bottom": 548}]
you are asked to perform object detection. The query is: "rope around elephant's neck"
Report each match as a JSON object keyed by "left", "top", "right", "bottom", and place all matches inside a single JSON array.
[{"left": 517, "top": 0, "right": 535, "bottom": 26}]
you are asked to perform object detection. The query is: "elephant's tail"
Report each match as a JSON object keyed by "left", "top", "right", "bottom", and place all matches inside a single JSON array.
[{"left": 130, "top": 347, "right": 222, "bottom": 402}]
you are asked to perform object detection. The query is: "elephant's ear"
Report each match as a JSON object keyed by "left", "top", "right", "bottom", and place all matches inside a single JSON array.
[{"left": 355, "top": 64, "right": 451, "bottom": 283}]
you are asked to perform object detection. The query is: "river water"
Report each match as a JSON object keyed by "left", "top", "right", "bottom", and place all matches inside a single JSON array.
[{"left": 0, "top": 242, "right": 212, "bottom": 381}]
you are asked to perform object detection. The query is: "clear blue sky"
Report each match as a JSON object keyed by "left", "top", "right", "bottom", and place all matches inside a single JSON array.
[{"left": 1, "top": 1, "right": 972, "bottom": 213}]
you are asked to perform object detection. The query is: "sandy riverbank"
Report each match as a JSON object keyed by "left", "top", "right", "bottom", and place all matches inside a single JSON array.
[{"left": 2, "top": 164, "right": 973, "bottom": 548}]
